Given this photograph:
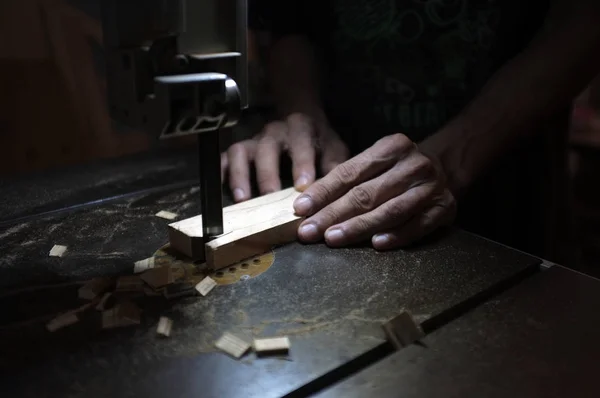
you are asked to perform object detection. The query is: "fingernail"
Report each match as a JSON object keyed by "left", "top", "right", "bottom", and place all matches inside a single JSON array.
[
  {"left": 299, "top": 223, "right": 319, "bottom": 241},
  {"left": 294, "top": 196, "right": 313, "bottom": 214},
  {"left": 233, "top": 188, "right": 245, "bottom": 201},
  {"left": 325, "top": 228, "right": 344, "bottom": 245},
  {"left": 372, "top": 234, "right": 389, "bottom": 247},
  {"left": 295, "top": 175, "right": 311, "bottom": 190}
]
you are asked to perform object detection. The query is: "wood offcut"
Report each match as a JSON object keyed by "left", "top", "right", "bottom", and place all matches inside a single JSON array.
[
  {"left": 46, "top": 312, "right": 78, "bottom": 332},
  {"left": 215, "top": 332, "right": 251, "bottom": 359},
  {"left": 140, "top": 266, "right": 174, "bottom": 289},
  {"left": 169, "top": 187, "right": 303, "bottom": 269},
  {"left": 102, "top": 301, "right": 141, "bottom": 329},
  {"left": 49, "top": 244, "right": 67, "bottom": 257},
  {"left": 195, "top": 276, "right": 217, "bottom": 296},
  {"left": 155, "top": 210, "right": 178, "bottom": 220},
  {"left": 382, "top": 310, "right": 425, "bottom": 350},
  {"left": 78, "top": 277, "right": 112, "bottom": 300},
  {"left": 156, "top": 317, "right": 173, "bottom": 337},
  {"left": 115, "top": 275, "right": 144, "bottom": 293},
  {"left": 134, "top": 257, "right": 155, "bottom": 273},
  {"left": 253, "top": 337, "right": 290, "bottom": 356}
]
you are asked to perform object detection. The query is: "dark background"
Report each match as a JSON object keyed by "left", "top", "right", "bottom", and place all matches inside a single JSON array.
[{"left": 1, "top": 0, "right": 599, "bottom": 274}]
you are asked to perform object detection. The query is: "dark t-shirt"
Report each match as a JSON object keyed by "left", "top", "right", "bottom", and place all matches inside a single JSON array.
[
  {"left": 252, "top": 0, "right": 550, "bottom": 152},
  {"left": 251, "top": 0, "right": 568, "bottom": 259}
]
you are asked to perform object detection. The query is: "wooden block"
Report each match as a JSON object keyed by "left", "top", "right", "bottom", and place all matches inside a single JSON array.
[
  {"left": 46, "top": 312, "right": 78, "bottom": 332},
  {"left": 140, "top": 266, "right": 174, "bottom": 289},
  {"left": 102, "top": 301, "right": 141, "bottom": 329},
  {"left": 134, "top": 257, "right": 155, "bottom": 274},
  {"left": 115, "top": 275, "right": 144, "bottom": 293},
  {"left": 155, "top": 210, "right": 178, "bottom": 220},
  {"left": 144, "top": 286, "right": 164, "bottom": 297},
  {"left": 49, "top": 244, "right": 67, "bottom": 257},
  {"left": 156, "top": 316, "right": 173, "bottom": 337},
  {"left": 95, "top": 292, "right": 114, "bottom": 311},
  {"left": 215, "top": 332, "right": 251, "bottom": 359},
  {"left": 117, "top": 301, "right": 142, "bottom": 324},
  {"left": 102, "top": 309, "right": 124, "bottom": 329},
  {"left": 78, "top": 277, "right": 112, "bottom": 300},
  {"left": 169, "top": 188, "right": 302, "bottom": 269},
  {"left": 253, "top": 337, "right": 290, "bottom": 356},
  {"left": 195, "top": 276, "right": 217, "bottom": 297},
  {"left": 382, "top": 310, "right": 425, "bottom": 350}
]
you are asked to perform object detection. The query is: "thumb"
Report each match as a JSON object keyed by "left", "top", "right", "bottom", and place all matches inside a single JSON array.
[{"left": 287, "top": 114, "right": 317, "bottom": 191}]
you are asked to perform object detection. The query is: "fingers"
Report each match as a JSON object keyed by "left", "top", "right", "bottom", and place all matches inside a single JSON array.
[
  {"left": 372, "top": 192, "right": 456, "bottom": 250},
  {"left": 286, "top": 114, "right": 316, "bottom": 191},
  {"left": 255, "top": 121, "right": 286, "bottom": 195},
  {"left": 227, "top": 141, "right": 256, "bottom": 202},
  {"left": 296, "top": 154, "right": 437, "bottom": 241},
  {"left": 220, "top": 152, "right": 228, "bottom": 183},
  {"left": 294, "top": 134, "right": 415, "bottom": 217},
  {"left": 321, "top": 184, "right": 437, "bottom": 247},
  {"left": 320, "top": 136, "right": 349, "bottom": 175}
]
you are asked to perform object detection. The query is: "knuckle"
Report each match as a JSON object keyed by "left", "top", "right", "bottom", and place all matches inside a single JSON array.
[
  {"left": 228, "top": 142, "right": 246, "bottom": 156},
  {"left": 309, "top": 183, "right": 334, "bottom": 206},
  {"left": 287, "top": 112, "right": 311, "bottom": 125},
  {"left": 415, "top": 155, "right": 436, "bottom": 177},
  {"left": 262, "top": 121, "right": 286, "bottom": 138},
  {"left": 349, "top": 185, "right": 376, "bottom": 211},
  {"left": 382, "top": 201, "right": 406, "bottom": 222},
  {"left": 259, "top": 133, "right": 278, "bottom": 146},
  {"left": 334, "top": 162, "right": 359, "bottom": 185},
  {"left": 384, "top": 133, "right": 413, "bottom": 153},
  {"left": 318, "top": 206, "right": 343, "bottom": 227},
  {"left": 346, "top": 216, "right": 371, "bottom": 235}
]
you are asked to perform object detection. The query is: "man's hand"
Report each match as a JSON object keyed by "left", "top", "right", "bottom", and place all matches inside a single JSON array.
[
  {"left": 293, "top": 134, "right": 456, "bottom": 250},
  {"left": 221, "top": 113, "right": 349, "bottom": 202}
]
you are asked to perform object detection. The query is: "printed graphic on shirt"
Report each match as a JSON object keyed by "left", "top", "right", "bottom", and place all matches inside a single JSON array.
[{"left": 329, "top": 0, "right": 501, "bottom": 141}]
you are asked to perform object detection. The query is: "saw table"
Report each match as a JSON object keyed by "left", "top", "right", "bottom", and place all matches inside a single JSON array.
[{"left": 1, "top": 148, "right": 599, "bottom": 398}]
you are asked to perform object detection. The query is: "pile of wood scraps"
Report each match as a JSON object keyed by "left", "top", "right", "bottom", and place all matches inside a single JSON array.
[{"left": 45, "top": 260, "right": 219, "bottom": 333}]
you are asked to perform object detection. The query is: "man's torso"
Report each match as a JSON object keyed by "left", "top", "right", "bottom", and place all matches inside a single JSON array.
[{"left": 311, "top": 0, "right": 551, "bottom": 153}]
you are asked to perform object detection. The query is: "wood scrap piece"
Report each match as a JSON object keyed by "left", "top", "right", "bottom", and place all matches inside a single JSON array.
[
  {"left": 382, "top": 310, "right": 425, "bottom": 350},
  {"left": 49, "top": 244, "right": 68, "bottom": 257},
  {"left": 169, "top": 187, "right": 303, "bottom": 269},
  {"left": 46, "top": 311, "right": 78, "bottom": 332},
  {"left": 115, "top": 275, "right": 144, "bottom": 293},
  {"left": 102, "top": 301, "right": 141, "bottom": 329},
  {"left": 215, "top": 332, "right": 251, "bottom": 359},
  {"left": 163, "top": 282, "right": 196, "bottom": 299},
  {"left": 156, "top": 316, "right": 173, "bottom": 337},
  {"left": 78, "top": 277, "right": 112, "bottom": 300},
  {"left": 95, "top": 292, "right": 114, "bottom": 311},
  {"left": 144, "top": 286, "right": 164, "bottom": 297},
  {"left": 155, "top": 210, "right": 178, "bottom": 220},
  {"left": 253, "top": 337, "right": 290, "bottom": 356},
  {"left": 140, "top": 266, "right": 174, "bottom": 289},
  {"left": 195, "top": 276, "right": 217, "bottom": 297},
  {"left": 134, "top": 257, "right": 155, "bottom": 274}
]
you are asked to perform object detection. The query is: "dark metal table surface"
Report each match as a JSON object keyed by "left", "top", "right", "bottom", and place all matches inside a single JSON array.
[
  {"left": 317, "top": 265, "right": 600, "bottom": 398},
  {"left": 0, "top": 153, "right": 542, "bottom": 398}
]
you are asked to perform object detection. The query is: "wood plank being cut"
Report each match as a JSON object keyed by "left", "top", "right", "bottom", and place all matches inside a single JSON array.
[{"left": 168, "top": 187, "right": 303, "bottom": 269}]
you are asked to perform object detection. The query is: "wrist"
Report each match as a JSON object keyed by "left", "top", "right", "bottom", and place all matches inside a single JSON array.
[{"left": 419, "top": 119, "right": 475, "bottom": 198}]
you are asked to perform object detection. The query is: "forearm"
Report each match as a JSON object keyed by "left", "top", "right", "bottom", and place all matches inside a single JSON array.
[
  {"left": 421, "top": 0, "right": 600, "bottom": 196},
  {"left": 268, "top": 35, "right": 327, "bottom": 122}
]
